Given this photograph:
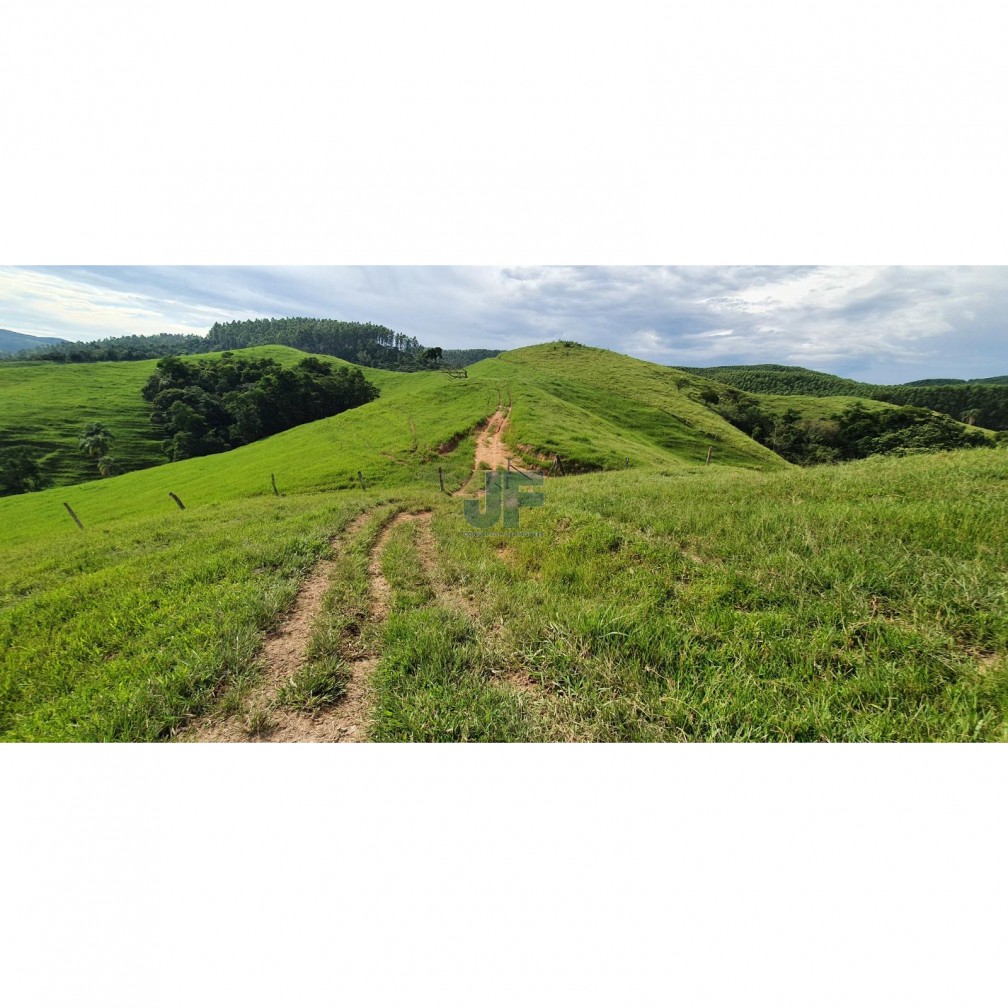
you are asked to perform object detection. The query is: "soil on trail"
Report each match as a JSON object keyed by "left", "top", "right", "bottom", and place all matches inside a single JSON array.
[
  {"left": 455, "top": 408, "right": 514, "bottom": 496},
  {"left": 181, "top": 510, "right": 427, "bottom": 744}
]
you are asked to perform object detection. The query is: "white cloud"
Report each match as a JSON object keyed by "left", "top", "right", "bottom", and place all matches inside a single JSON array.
[
  {"left": 1, "top": 265, "right": 1005, "bottom": 383},
  {"left": 0, "top": 267, "right": 231, "bottom": 340}
]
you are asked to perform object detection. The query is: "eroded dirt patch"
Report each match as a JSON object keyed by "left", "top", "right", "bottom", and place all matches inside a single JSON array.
[{"left": 455, "top": 408, "right": 513, "bottom": 495}]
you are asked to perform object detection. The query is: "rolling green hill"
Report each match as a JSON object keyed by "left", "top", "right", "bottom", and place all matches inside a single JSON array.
[
  {"left": 4, "top": 340, "right": 778, "bottom": 492},
  {"left": 1, "top": 356, "right": 175, "bottom": 486},
  {"left": 681, "top": 363, "right": 1008, "bottom": 429},
  {"left": 0, "top": 345, "right": 398, "bottom": 489},
  {"left": 0, "top": 342, "right": 784, "bottom": 540},
  {"left": 740, "top": 391, "right": 996, "bottom": 435},
  {"left": 1, "top": 342, "right": 1004, "bottom": 742},
  {"left": 665, "top": 371, "right": 993, "bottom": 466},
  {"left": 482, "top": 342, "right": 784, "bottom": 472}
]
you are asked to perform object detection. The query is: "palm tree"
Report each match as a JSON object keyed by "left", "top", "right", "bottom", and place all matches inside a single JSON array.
[
  {"left": 96, "top": 454, "right": 123, "bottom": 477},
  {"left": 78, "top": 422, "right": 113, "bottom": 458}
]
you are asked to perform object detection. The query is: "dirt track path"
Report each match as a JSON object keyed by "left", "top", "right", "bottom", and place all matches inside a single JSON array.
[
  {"left": 455, "top": 408, "right": 513, "bottom": 496},
  {"left": 182, "top": 510, "right": 425, "bottom": 743},
  {"left": 182, "top": 400, "right": 536, "bottom": 743}
]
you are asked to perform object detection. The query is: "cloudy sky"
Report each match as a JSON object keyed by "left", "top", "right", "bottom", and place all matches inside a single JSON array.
[{"left": 1, "top": 265, "right": 1005, "bottom": 383}]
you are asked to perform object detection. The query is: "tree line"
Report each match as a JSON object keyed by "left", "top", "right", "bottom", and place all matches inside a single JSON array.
[
  {"left": 8, "top": 317, "right": 501, "bottom": 373},
  {"left": 13, "top": 332, "right": 209, "bottom": 363},
  {"left": 204, "top": 317, "right": 420, "bottom": 367},
  {"left": 142, "top": 353, "right": 378, "bottom": 461}
]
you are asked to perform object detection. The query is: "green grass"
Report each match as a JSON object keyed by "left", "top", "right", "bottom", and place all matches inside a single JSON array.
[
  {"left": 421, "top": 447, "right": 1008, "bottom": 741},
  {"left": 0, "top": 357, "right": 168, "bottom": 485},
  {"left": 1, "top": 341, "right": 1005, "bottom": 742},
  {"left": 751, "top": 391, "right": 997, "bottom": 437},
  {"left": 369, "top": 516, "right": 537, "bottom": 742},
  {"left": 0, "top": 491, "right": 382, "bottom": 740},
  {"left": 0, "top": 345, "right": 376, "bottom": 487},
  {"left": 475, "top": 343, "right": 788, "bottom": 472},
  {"left": 0, "top": 362, "right": 483, "bottom": 548},
  {"left": 0, "top": 344, "right": 441, "bottom": 490},
  {"left": 0, "top": 340, "right": 781, "bottom": 498},
  {"left": 0, "top": 342, "right": 782, "bottom": 547}
]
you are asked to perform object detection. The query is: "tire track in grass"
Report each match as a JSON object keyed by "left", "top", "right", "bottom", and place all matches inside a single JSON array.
[
  {"left": 412, "top": 514, "right": 540, "bottom": 697},
  {"left": 369, "top": 509, "right": 568, "bottom": 742},
  {"left": 183, "top": 508, "right": 425, "bottom": 743},
  {"left": 271, "top": 510, "right": 427, "bottom": 743}
]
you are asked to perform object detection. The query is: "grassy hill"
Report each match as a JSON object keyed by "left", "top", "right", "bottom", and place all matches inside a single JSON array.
[
  {"left": 1, "top": 342, "right": 1004, "bottom": 742},
  {"left": 1, "top": 355, "right": 174, "bottom": 486},
  {"left": 747, "top": 390, "right": 997, "bottom": 431},
  {"left": 682, "top": 364, "right": 1008, "bottom": 429},
  {"left": 0, "top": 341, "right": 785, "bottom": 514},
  {"left": 0, "top": 345, "right": 400, "bottom": 488},
  {"left": 480, "top": 342, "right": 784, "bottom": 472}
]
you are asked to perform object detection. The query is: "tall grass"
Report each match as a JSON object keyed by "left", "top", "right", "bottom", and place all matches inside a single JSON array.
[{"left": 424, "top": 448, "right": 1008, "bottom": 741}]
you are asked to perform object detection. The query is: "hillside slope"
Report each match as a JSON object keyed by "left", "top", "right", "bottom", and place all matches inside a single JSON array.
[
  {"left": 1, "top": 339, "right": 1004, "bottom": 742},
  {"left": 2, "top": 441, "right": 1004, "bottom": 741},
  {"left": 0, "top": 345, "right": 396, "bottom": 488},
  {"left": 0, "top": 328, "right": 67, "bottom": 355},
  {"left": 0, "top": 342, "right": 784, "bottom": 532},
  {"left": 474, "top": 343, "right": 786, "bottom": 472},
  {"left": 682, "top": 363, "right": 1008, "bottom": 429}
]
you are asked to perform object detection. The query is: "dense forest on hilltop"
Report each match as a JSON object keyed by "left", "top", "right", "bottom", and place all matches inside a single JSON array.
[
  {"left": 904, "top": 375, "right": 1008, "bottom": 386},
  {"left": 683, "top": 364, "right": 1008, "bottom": 429},
  {"left": 142, "top": 353, "right": 378, "bottom": 461},
  {"left": 204, "top": 318, "right": 419, "bottom": 366},
  {"left": 9, "top": 317, "right": 501, "bottom": 372},
  {"left": 19, "top": 319, "right": 415, "bottom": 368},
  {"left": 17, "top": 332, "right": 208, "bottom": 362}
]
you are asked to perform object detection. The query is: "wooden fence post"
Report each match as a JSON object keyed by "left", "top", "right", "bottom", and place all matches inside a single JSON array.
[
  {"left": 705, "top": 447, "right": 713, "bottom": 466},
  {"left": 63, "top": 502, "right": 84, "bottom": 530},
  {"left": 625, "top": 456, "right": 629, "bottom": 469},
  {"left": 168, "top": 492, "right": 186, "bottom": 510},
  {"left": 357, "top": 471, "right": 366, "bottom": 490},
  {"left": 438, "top": 466, "right": 445, "bottom": 493},
  {"left": 554, "top": 455, "right": 566, "bottom": 476},
  {"left": 271, "top": 473, "right": 279, "bottom": 496}
]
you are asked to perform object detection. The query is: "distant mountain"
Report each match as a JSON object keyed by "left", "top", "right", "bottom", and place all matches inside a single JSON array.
[
  {"left": 904, "top": 376, "right": 1008, "bottom": 386},
  {"left": 0, "top": 328, "right": 68, "bottom": 355}
]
